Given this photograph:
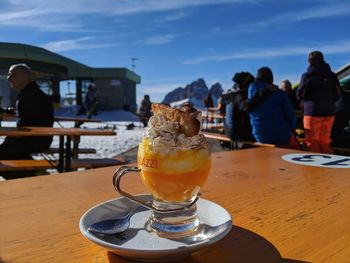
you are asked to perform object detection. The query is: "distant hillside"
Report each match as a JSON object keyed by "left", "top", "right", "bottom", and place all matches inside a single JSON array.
[{"left": 162, "top": 78, "right": 223, "bottom": 109}]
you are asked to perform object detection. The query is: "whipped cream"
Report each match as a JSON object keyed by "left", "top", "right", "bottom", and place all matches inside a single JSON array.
[{"left": 145, "top": 114, "right": 205, "bottom": 148}]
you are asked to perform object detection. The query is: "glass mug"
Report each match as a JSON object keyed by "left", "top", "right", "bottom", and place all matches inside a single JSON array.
[{"left": 113, "top": 138, "right": 211, "bottom": 237}]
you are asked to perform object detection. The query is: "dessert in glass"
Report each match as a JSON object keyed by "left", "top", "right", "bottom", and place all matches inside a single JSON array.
[{"left": 113, "top": 103, "right": 211, "bottom": 237}]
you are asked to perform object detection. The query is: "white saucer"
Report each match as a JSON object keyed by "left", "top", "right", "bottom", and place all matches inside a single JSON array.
[{"left": 79, "top": 194, "right": 232, "bottom": 262}]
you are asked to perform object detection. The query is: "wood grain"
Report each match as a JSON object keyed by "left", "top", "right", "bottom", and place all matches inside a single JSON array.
[
  {"left": 0, "top": 147, "right": 349, "bottom": 262},
  {"left": 0, "top": 126, "right": 115, "bottom": 137}
]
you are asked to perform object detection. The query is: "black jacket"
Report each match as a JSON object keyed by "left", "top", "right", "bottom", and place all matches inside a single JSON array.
[
  {"left": 297, "top": 62, "right": 339, "bottom": 116},
  {"left": 10, "top": 81, "right": 54, "bottom": 152}
]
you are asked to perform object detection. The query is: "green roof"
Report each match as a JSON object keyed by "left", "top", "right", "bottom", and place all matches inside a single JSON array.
[{"left": 0, "top": 42, "right": 140, "bottom": 83}]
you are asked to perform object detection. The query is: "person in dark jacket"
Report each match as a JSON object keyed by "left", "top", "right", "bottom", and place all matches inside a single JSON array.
[
  {"left": 84, "top": 83, "right": 99, "bottom": 118},
  {"left": 296, "top": 51, "right": 339, "bottom": 153},
  {"left": 279, "top": 80, "right": 299, "bottom": 109},
  {"left": 0, "top": 64, "right": 54, "bottom": 162},
  {"left": 248, "top": 67, "right": 296, "bottom": 146},
  {"left": 224, "top": 87, "right": 255, "bottom": 143},
  {"left": 138, "top": 94, "right": 152, "bottom": 127},
  {"left": 224, "top": 72, "right": 256, "bottom": 144},
  {"left": 331, "top": 78, "right": 350, "bottom": 147}
]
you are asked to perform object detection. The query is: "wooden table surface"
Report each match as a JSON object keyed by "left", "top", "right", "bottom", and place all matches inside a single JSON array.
[
  {"left": 0, "top": 113, "right": 16, "bottom": 122},
  {"left": 0, "top": 126, "right": 116, "bottom": 172},
  {"left": 1, "top": 147, "right": 349, "bottom": 262},
  {"left": 0, "top": 126, "right": 115, "bottom": 136}
]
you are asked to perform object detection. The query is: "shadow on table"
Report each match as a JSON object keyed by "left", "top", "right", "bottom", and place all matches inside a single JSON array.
[{"left": 107, "top": 225, "right": 310, "bottom": 263}]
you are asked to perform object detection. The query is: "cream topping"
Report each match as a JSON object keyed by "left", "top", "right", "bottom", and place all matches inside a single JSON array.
[{"left": 145, "top": 114, "right": 206, "bottom": 148}]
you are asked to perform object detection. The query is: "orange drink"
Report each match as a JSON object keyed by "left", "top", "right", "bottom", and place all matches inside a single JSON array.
[
  {"left": 137, "top": 138, "right": 211, "bottom": 202},
  {"left": 113, "top": 103, "right": 212, "bottom": 237}
]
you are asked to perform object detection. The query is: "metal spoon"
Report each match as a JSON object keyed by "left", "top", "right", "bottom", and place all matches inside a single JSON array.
[{"left": 88, "top": 206, "right": 142, "bottom": 235}]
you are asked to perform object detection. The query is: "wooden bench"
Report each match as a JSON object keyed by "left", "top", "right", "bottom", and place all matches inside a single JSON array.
[
  {"left": 0, "top": 157, "right": 126, "bottom": 173},
  {"left": 202, "top": 131, "right": 235, "bottom": 150},
  {"left": 202, "top": 131, "right": 231, "bottom": 142}
]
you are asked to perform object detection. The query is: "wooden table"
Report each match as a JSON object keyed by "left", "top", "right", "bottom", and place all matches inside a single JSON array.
[
  {"left": 54, "top": 116, "right": 103, "bottom": 158},
  {"left": 0, "top": 113, "right": 16, "bottom": 125},
  {"left": 0, "top": 126, "right": 116, "bottom": 172},
  {"left": 1, "top": 147, "right": 349, "bottom": 262}
]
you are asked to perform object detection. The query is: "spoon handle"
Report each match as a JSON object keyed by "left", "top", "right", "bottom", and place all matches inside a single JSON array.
[{"left": 125, "top": 205, "right": 143, "bottom": 219}]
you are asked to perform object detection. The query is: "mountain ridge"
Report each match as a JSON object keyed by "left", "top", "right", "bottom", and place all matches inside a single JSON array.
[{"left": 162, "top": 78, "right": 223, "bottom": 109}]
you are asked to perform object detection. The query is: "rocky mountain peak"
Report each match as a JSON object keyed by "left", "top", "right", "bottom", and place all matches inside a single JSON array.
[{"left": 162, "top": 78, "right": 223, "bottom": 109}]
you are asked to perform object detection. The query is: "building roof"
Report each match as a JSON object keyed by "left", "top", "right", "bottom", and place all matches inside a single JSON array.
[
  {"left": 336, "top": 62, "right": 350, "bottom": 80},
  {"left": 0, "top": 42, "right": 140, "bottom": 83}
]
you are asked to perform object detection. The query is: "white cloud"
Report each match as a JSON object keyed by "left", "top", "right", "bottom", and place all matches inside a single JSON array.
[
  {"left": 41, "top": 37, "right": 115, "bottom": 52},
  {"left": 240, "top": 2, "right": 350, "bottom": 30},
  {"left": 1, "top": 0, "right": 249, "bottom": 16},
  {"left": 184, "top": 40, "right": 350, "bottom": 64},
  {"left": 0, "top": 0, "right": 249, "bottom": 30},
  {"left": 0, "top": 7, "right": 82, "bottom": 31},
  {"left": 102, "top": 0, "right": 251, "bottom": 15},
  {"left": 138, "top": 83, "right": 182, "bottom": 103},
  {"left": 144, "top": 34, "right": 179, "bottom": 45},
  {"left": 7, "top": 0, "right": 348, "bottom": 33},
  {"left": 155, "top": 12, "right": 188, "bottom": 23},
  {"left": 0, "top": 8, "right": 44, "bottom": 22}
]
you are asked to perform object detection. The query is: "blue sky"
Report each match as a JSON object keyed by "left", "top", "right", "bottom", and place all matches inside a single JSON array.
[{"left": 1, "top": 0, "right": 349, "bottom": 105}]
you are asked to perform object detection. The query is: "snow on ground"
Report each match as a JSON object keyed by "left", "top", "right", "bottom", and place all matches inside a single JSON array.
[
  {"left": 0, "top": 108, "right": 145, "bottom": 159},
  {"left": 51, "top": 121, "right": 144, "bottom": 158},
  {"left": 54, "top": 105, "right": 141, "bottom": 122},
  {"left": 0, "top": 106, "right": 224, "bottom": 162}
]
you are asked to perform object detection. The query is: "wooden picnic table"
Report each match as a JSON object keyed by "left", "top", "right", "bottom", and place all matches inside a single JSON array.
[
  {"left": 0, "top": 147, "right": 349, "bottom": 262},
  {"left": 0, "top": 113, "right": 16, "bottom": 121},
  {"left": 0, "top": 126, "right": 116, "bottom": 172},
  {"left": 0, "top": 113, "right": 16, "bottom": 127},
  {"left": 54, "top": 116, "right": 103, "bottom": 158}
]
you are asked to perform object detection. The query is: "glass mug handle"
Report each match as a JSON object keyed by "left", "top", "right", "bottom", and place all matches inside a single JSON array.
[{"left": 112, "top": 165, "right": 199, "bottom": 213}]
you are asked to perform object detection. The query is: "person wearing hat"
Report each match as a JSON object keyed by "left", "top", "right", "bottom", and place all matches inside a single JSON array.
[
  {"left": 297, "top": 51, "right": 340, "bottom": 153},
  {"left": 223, "top": 71, "right": 256, "bottom": 145}
]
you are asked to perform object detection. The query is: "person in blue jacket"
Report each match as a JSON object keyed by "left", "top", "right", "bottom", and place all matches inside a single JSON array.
[{"left": 248, "top": 67, "right": 296, "bottom": 146}]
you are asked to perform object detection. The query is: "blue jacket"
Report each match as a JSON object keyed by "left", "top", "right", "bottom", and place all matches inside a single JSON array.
[{"left": 248, "top": 81, "right": 296, "bottom": 145}]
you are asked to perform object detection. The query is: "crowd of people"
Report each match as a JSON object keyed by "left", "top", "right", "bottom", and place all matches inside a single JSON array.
[
  {"left": 1, "top": 50, "right": 348, "bottom": 179},
  {"left": 209, "top": 50, "right": 349, "bottom": 153}
]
